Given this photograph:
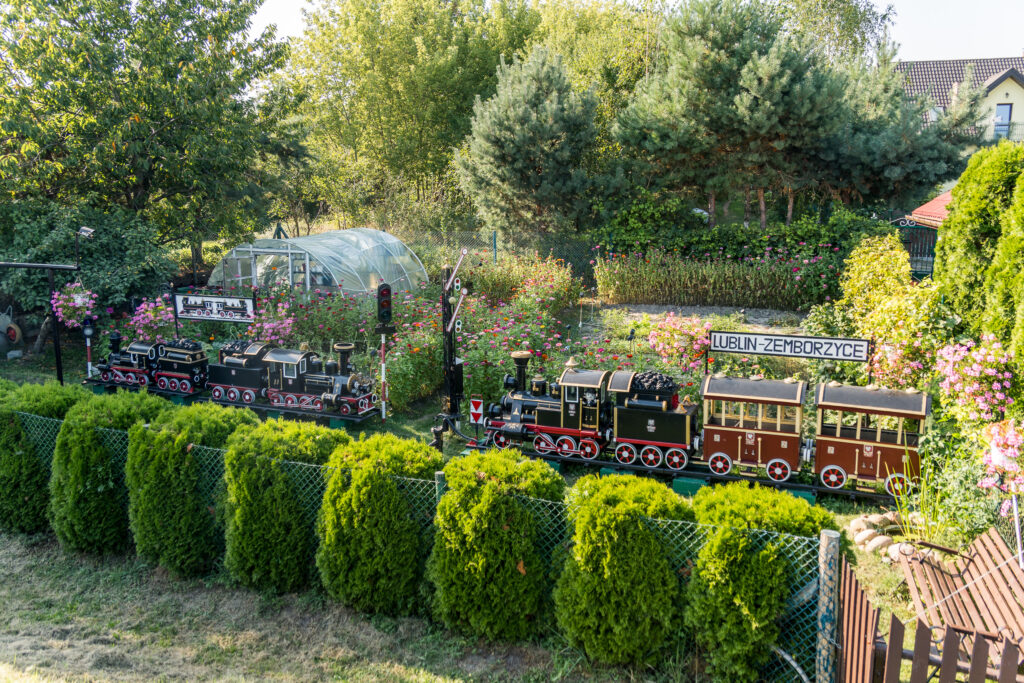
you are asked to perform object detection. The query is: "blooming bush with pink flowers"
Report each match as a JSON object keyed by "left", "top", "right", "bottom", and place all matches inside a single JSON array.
[
  {"left": 978, "top": 420, "right": 1024, "bottom": 515},
  {"left": 51, "top": 282, "right": 98, "bottom": 328},
  {"left": 937, "top": 334, "right": 1015, "bottom": 423},
  {"left": 126, "top": 295, "right": 176, "bottom": 343},
  {"left": 247, "top": 297, "right": 296, "bottom": 346},
  {"left": 648, "top": 314, "right": 712, "bottom": 372}
]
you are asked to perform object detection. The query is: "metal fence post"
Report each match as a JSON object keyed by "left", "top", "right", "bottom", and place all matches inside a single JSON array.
[
  {"left": 434, "top": 470, "right": 447, "bottom": 507},
  {"left": 816, "top": 529, "right": 841, "bottom": 683}
]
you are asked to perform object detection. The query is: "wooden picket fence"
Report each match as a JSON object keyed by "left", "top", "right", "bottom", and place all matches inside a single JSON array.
[{"left": 840, "top": 558, "right": 1024, "bottom": 682}]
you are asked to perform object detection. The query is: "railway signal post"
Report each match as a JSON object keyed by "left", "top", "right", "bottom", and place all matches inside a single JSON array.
[
  {"left": 375, "top": 282, "right": 395, "bottom": 421},
  {"left": 430, "top": 248, "right": 470, "bottom": 452}
]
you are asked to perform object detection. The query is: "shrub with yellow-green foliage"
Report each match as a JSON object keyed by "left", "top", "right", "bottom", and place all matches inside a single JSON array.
[
  {"left": 554, "top": 474, "right": 694, "bottom": 665},
  {"left": 126, "top": 402, "right": 259, "bottom": 577},
  {"left": 49, "top": 390, "right": 170, "bottom": 553},
  {"left": 317, "top": 434, "right": 443, "bottom": 614},
  {"left": 427, "top": 450, "right": 564, "bottom": 640},
  {"left": 224, "top": 419, "right": 349, "bottom": 593},
  {"left": 0, "top": 381, "right": 89, "bottom": 533},
  {"left": 838, "top": 233, "right": 912, "bottom": 329}
]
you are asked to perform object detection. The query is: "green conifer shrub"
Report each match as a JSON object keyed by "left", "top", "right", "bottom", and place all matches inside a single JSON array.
[
  {"left": 427, "top": 449, "right": 564, "bottom": 640},
  {"left": 48, "top": 390, "right": 170, "bottom": 553},
  {"left": 554, "top": 474, "right": 694, "bottom": 665},
  {"left": 126, "top": 402, "right": 258, "bottom": 577},
  {"left": 317, "top": 434, "right": 443, "bottom": 614},
  {"left": 692, "top": 481, "right": 840, "bottom": 537},
  {"left": 0, "top": 381, "right": 89, "bottom": 533},
  {"left": 224, "top": 419, "right": 349, "bottom": 593}
]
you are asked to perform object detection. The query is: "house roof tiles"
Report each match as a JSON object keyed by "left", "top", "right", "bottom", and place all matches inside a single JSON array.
[
  {"left": 909, "top": 190, "right": 953, "bottom": 228},
  {"left": 895, "top": 57, "right": 1024, "bottom": 108}
]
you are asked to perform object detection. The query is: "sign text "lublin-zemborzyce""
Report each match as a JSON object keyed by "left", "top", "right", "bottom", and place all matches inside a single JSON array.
[{"left": 709, "top": 331, "right": 870, "bottom": 363}]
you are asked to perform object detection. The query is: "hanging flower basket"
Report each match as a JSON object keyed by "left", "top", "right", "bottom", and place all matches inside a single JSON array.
[{"left": 51, "top": 282, "right": 97, "bottom": 328}]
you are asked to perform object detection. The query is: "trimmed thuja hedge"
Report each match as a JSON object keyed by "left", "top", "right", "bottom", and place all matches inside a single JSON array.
[
  {"left": 126, "top": 402, "right": 259, "bottom": 577},
  {"left": 49, "top": 390, "right": 169, "bottom": 553},
  {"left": 0, "top": 381, "right": 90, "bottom": 533},
  {"left": 224, "top": 419, "right": 349, "bottom": 594},
  {"left": 317, "top": 433, "right": 443, "bottom": 615},
  {"left": 555, "top": 474, "right": 695, "bottom": 665},
  {"left": 427, "top": 449, "right": 565, "bottom": 641}
]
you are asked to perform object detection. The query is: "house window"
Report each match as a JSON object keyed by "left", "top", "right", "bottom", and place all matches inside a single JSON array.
[
  {"left": 283, "top": 363, "right": 297, "bottom": 379},
  {"left": 928, "top": 106, "right": 944, "bottom": 122},
  {"left": 995, "top": 104, "right": 1013, "bottom": 138}
]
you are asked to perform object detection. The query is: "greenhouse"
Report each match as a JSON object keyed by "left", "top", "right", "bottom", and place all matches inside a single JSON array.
[{"left": 208, "top": 228, "right": 429, "bottom": 294}]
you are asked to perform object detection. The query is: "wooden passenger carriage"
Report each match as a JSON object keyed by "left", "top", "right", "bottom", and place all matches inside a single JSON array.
[
  {"left": 814, "top": 382, "right": 929, "bottom": 495},
  {"left": 700, "top": 373, "right": 808, "bottom": 481}
]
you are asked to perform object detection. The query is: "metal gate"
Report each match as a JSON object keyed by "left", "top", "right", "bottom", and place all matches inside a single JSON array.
[{"left": 891, "top": 218, "right": 936, "bottom": 280}]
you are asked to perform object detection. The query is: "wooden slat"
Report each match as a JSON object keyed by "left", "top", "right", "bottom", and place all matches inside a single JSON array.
[
  {"left": 967, "top": 636, "right": 990, "bottom": 683},
  {"left": 961, "top": 551, "right": 1013, "bottom": 646},
  {"left": 929, "top": 559, "right": 974, "bottom": 634},
  {"left": 922, "top": 559, "right": 967, "bottom": 630},
  {"left": 882, "top": 614, "right": 905, "bottom": 683},
  {"left": 972, "top": 536, "right": 1024, "bottom": 639},
  {"left": 937, "top": 626, "right": 960, "bottom": 683},
  {"left": 906, "top": 556, "right": 944, "bottom": 625},
  {"left": 979, "top": 531, "right": 1024, "bottom": 626},
  {"left": 999, "top": 641, "right": 1020, "bottom": 683},
  {"left": 909, "top": 620, "right": 932, "bottom": 683},
  {"left": 840, "top": 558, "right": 880, "bottom": 683}
]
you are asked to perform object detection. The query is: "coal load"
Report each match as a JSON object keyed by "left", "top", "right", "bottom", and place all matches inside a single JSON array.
[
  {"left": 168, "top": 338, "right": 202, "bottom": 352},
  {"left": 628, "top": 371, "right": 677, "bottom": 398}
]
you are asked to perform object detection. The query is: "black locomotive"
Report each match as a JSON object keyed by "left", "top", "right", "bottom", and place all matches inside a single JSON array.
[
  {"left": 92, "top": 333, "right": 376, "bottom": 420},
  {"left": 482, "top": 351, "right": 699, "bottom": 471}
]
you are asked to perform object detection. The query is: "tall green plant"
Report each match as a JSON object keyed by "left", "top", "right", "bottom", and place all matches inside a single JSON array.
[
  {"left": 126, "top": 403, "right": 258, "bottom": 577},
  {"left": 48, "top": 391, "right": 170, "bottom": 554}
]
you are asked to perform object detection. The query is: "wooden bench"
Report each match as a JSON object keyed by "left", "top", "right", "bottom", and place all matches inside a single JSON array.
[{"left": 899, "top": 528, "right": 1024, "bottom": 662}]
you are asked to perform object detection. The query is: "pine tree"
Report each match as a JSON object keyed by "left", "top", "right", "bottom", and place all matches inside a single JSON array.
[{"left": 456, "top": 46, "right": 598, "bottom": 237}]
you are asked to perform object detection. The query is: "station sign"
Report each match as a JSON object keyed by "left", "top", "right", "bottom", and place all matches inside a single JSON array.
[
  {"left": 174, "top": 293, "right": 256, "bottom": 323},
  {"left": 708, "top": 330, "right": 870, "bottom": 363}
]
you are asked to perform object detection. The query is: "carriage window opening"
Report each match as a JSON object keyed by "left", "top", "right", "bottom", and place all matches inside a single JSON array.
[
  {"left": 299, "top": 359, "right": 307, "bottom": 374},
  {"left": 763, "top": 404, "right": 779, "bottom": 427},
  {"left": 780, "top": 406, "right": 798, "bottom": 433},
  {"left": 283, "top": 363, "right": 297, "bottom": 379},
  {"left": 564, "top": 386, "right": 578, "bottom": 403}
]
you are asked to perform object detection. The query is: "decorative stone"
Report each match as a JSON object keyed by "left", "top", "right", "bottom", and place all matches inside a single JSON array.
[
  {"left": 866, "top": 535, "right": 893, "bottom": 554},
  {"left": 854, "top": 529, "right": 879, "bottom": 546},
  {"left": 867, "top": 514, "right": 887, "bottom": 526},
  {"left": 888, "top": 543, "right": 915, "bottom": 561},
  {"left": 849, "top": 518, "right": 871, "bottom": 534},
  {"left": 883, "top": 511, "right": 902, "bottom": 526}
]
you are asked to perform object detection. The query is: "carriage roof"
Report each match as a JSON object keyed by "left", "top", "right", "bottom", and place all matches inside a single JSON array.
[
  {"left": 816, "top": 383, "right": 931, "bottom": 419},
  {"left": 557, "top": 368, "right": 609, "bottom": 388},
  {"left": 700, "top": 374, "right": 806, "bottom": 406},
  {"left": 607, "top": 371, "right": 635, "bottom": 393},
  {"left": 264, "top": 348, "right": 311, "bottom": 365}
]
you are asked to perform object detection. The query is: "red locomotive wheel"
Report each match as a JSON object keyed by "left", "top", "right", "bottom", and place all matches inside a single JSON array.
[
  {"left": 819, "top": 465, "right": 847, "bottom": 489},
  {"left": 137, "top": 375, "right": 148, "bottom": 387},
  {"left": 533, "top": 433, "right": 556, "bottom": 454},
  {"left": 765, "top": 459, "right": 792, "bottom": 483},
  {"left": 100, "top": 371, "right": 111, "bottom": 382},
  {"left": 707, "top": 453, "right": 732, "bottom": 476},
  {"left": 615, "top": 443, "right": 637, "bottom": 465},
  {"left": 227, "top": 387, "right": 239, "bottom": 402},
  {"left": 168, "top": 378, "right": 179, "bottom": 391},
  {"left": 640, "top": 445, "right": 663, "bottom": 468},
  {"left": 242, "top": 390, "right": 256, "bottom": 404},
  {"left": 494, "top": 433, "right": 512, "bottom": 449},
  {"left": 179, "top": 379, "right": 191, "bottom": 393},
  {"left": 885, "top": 473, "right": 911, "bottom": 497},
  {"left": 285, "top": 394, "right": 298, "bottom": 407},
  {"left": 579, "top": 439, "right": 600, "bottom": 460},
  {"left": 555, "top": 436, "right": 577, "bottom": 457},
  {"left": 312, "top": 398, "right": 324, "bottom": 411},
  {"left": 665, "top": 448, "right": 689, "bottom": 471},
  {"left": 211, "top": 386, "right": 224, "bottom": 400},
  {"left": 157, "top": 377, "right": 169, "bottom": 390},
  {"left": 339, "top": 402, "right": 351, "bottom": 415},
  {"left": 124, "top": 373, "right": 136, "bottom": 385}
]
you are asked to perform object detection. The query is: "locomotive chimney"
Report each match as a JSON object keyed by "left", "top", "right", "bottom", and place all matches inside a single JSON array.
[
  {"left": 109, "top": 331, "right": 122, "bottom": 355},
  {"left": 333, "top": 342, "right": 354, "bottom": 373},
  {"left": 510, "top": 350, "right": 532, "bottom": 392}
]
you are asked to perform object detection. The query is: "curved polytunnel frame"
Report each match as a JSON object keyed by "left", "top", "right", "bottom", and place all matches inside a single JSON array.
[{"left": 209, "top": 228, "right": 429, "bottom": 295}]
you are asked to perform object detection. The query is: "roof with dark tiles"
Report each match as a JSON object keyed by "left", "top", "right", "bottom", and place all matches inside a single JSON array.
[{"left": 895, "top": 57, "right": 1024, "bottom": 108}]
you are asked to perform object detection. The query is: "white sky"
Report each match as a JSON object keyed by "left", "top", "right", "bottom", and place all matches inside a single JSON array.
[{"left": 250, "top": 0, "right": 1024, "bottom": 62}]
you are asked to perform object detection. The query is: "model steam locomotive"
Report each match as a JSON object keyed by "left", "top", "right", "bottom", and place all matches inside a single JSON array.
[
  {"left": 481, "top": 351, "right": 929, "bottom": 496},
  {"left": 93, "top": 332, "right": 377, "bottom": 420}
]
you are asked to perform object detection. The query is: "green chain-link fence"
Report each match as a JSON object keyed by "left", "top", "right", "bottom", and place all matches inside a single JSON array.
[{"left": 12, "top": 411, "right": 824, "bottom": 681}]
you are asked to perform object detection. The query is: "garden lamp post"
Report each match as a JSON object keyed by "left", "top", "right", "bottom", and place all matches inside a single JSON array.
[
  {"left": 82, "top": 316, "right": 95, "bottom": 378},
  {"left": 0, "top": 226, "right": 95, "bottom": 384}
]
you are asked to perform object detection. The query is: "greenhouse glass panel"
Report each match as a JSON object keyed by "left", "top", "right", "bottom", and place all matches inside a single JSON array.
[{"left": 208, "top": 228, "right": 429, "bottom": 295}]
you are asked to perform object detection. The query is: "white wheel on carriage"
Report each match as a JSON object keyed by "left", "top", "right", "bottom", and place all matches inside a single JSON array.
[
  {"left": 766, "top": 458, "right": 793, "bottom": 483},
  {"left": 884, "top": 472, "right": 911, "bottom": 497},
  {"left": 707, "top": 452, "right": 733, "bottom": 476},
  {"left": 819, "top": 465, "right": 847, "bottom": 489}
]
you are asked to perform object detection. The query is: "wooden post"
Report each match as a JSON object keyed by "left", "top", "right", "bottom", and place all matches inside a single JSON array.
[{"left": 817, "top": 529, "right": 842, "bottom": 682}]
